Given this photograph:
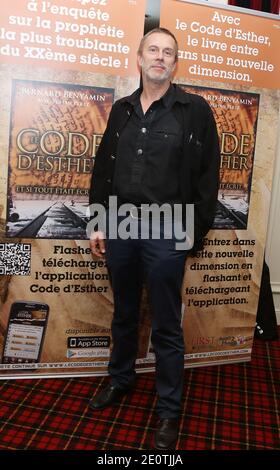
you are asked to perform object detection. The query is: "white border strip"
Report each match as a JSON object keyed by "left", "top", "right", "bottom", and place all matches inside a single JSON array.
[{"left": 0, "top": 357, "right": 251, "bottom": 380}]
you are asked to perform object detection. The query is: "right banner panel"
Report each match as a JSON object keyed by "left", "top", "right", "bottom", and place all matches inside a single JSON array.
[{"left": 160, "top": 0, "right": 280, "bottom": 366}]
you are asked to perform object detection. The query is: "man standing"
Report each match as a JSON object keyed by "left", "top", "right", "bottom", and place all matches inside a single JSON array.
[{"left": 88, "top": 28, "right": 220, "bottom": 450}]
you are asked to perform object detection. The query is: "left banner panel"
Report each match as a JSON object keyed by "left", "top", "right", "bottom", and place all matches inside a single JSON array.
[{"left": 0, "top": 0, "right": 146, "bottom": 378}]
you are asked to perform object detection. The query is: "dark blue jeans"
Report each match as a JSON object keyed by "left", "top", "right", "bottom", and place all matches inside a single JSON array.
[{"left": 105, "top": 217, "right": 188, "bottom": 419}]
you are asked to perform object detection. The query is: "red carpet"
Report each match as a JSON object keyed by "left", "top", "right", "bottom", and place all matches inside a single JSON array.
[{"left": 0, "top": 333, "right": 279, "bottom": 451}]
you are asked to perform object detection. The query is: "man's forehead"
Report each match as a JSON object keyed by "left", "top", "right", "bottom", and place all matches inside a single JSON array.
[{"left": 143, "top": 32, "right": 176, "bottom": 48}]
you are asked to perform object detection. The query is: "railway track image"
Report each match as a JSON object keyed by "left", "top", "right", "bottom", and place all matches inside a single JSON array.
[
  {"left": 213, "top": 200, "right": 247, "bottom": 230},
  {"left": 10, "top": 202, "right": 88, "bottom": 239}
]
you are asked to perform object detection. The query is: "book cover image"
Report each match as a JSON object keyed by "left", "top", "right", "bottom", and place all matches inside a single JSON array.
[
  {"left": 181, "top": 84, "right": 260, "bottom": 230},
  {"left": 6, "top": 80, "right": 114, "bottom": 239}
]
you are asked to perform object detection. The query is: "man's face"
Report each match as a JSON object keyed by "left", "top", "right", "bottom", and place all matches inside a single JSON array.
[{"left": 137, "top": 32, "right": 177, "bottom": 84}]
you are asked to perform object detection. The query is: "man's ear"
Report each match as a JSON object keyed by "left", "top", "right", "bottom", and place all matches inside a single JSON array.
[{"left": 137, "top": 53, "right": 143, "bottom": 67}]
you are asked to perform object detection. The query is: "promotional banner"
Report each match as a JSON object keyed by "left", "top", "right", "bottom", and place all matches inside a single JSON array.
[
  {"left": 161, "top": 0, "right": 279, "bottom": 365},
  {"left": 0, "top": 0, "right": 279, "bottom": 378},
  {"left": 0, "top": 0, "right": 146, "bottom": 377}
]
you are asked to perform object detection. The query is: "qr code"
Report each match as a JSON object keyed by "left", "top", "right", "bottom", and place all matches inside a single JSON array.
[{"left": 0, "top": 243, "right": 31, "bottom": 276}]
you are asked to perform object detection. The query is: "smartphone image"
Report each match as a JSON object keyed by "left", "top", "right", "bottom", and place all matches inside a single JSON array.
[{"left": 2, "top": 301, "right": 49, "bottom": 364}]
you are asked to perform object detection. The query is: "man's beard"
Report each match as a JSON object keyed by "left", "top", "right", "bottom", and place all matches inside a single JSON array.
[{"left": 143, "top": 63, "right": 173, "bottom": 84}]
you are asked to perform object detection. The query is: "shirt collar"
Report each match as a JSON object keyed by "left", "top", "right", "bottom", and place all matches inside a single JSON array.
[{"left": 124, "top": 83, "right": 191, "bottom": 108}]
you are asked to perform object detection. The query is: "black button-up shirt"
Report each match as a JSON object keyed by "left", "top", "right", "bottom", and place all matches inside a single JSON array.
[{"left": 112, "top": 84, "right": 183, "bottom": 205}]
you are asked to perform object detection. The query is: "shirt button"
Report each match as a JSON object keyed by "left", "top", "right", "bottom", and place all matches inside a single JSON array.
[
  {"left": 137, "top": 149, "right": 143, "bottom": 156},
  {"left": 110, "top": 155, "right": 116, "bottom": 160},
  {"left": 141, "top": 127, "right": 147, "bottom": 134},
  {"left": 106, "top": 178, "right": 111, "bottom": 183}
]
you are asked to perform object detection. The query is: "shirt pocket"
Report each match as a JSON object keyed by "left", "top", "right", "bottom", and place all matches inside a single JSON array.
[
  {"left": 151, "top": 129, "right": 182, "bottom": 155},
  {"left": 153, "top": 129, "right": 179, "bottom": 139}
]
